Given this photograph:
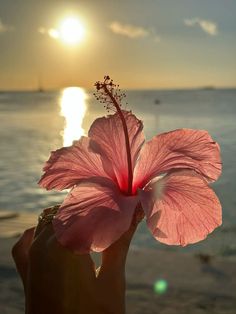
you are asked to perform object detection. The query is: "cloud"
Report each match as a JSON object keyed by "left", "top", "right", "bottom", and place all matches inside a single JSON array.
[
  {"left": 184, "top": 18, "right": 218, "bottom": 36},
  {"left": 108, "top": 21, "right": 161, "bottom": 44},
  {"left": 0, "top": 18, "right": 14, "bottom": 33},
  {"left": 109, "top": 21, "right": 149, "bottom": 39}
]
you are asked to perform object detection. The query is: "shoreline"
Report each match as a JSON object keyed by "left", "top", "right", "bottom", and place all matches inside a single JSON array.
[{"left": 0, "top": 211, "right": 38, "bottom": 238}]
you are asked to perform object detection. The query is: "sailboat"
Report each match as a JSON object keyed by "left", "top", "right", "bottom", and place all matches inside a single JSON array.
[{"left": 37, "top": 76, "right": 44, "bottom": 93}]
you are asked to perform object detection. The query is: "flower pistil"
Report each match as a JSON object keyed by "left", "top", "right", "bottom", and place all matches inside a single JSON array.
[{"left": 94, "top": 76, "right": 133, "bottom": 195}]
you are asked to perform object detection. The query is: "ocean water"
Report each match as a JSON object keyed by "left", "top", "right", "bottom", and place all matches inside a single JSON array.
[{"left": 0, "top": 88, "right": 236, "bottom": 256}]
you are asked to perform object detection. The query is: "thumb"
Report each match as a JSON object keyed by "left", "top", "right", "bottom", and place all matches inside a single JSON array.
[
  {"left": 99, "top": 207, "right": 144, "bottom": 274},
  {"left": 94, "top": 209, "right": 144, "bottom": 314}
]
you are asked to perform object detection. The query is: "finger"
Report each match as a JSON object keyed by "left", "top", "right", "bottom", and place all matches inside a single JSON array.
[
  {"left": 34, "top": 205, "right": 96, "bottom": 272},
  {"left": 47, "top": 225, "right": 97, "bottom": 280},
  {"left": 32, "top": 224, "right": 97, "bottom": 281},
  {"left": 99, "top": 207, "right": 144, "bottom": 274},
  {"left": 12, "top": 227, "right": 35, "bottom": 289},
  {"left": 28, "top": 224, "right": 97, "bottom": 313},
  {"left": 34, "top": 206, "right": 57, "bottom": 238}
]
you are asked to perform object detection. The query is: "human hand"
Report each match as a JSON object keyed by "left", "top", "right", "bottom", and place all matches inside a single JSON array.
[{"left": 12, "top": 206, "right": 144, "bottom": 314}]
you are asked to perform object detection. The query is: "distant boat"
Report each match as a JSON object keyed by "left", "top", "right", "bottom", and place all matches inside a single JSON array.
[
  {"left": 36, "top": 76, "right": 44, "bottom": 92},
  {"left": 202, "top": 86, "right": 215, "bottom": 90},
  {"left": 154, "top": 98, "right": 161, "bottom": 105},
  {"left": 37, "top": 86, "right": 44, "bottom": 93}
]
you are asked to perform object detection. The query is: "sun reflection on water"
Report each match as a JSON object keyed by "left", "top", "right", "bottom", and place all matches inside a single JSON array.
[{"left": 60, "top": 87, "right": 87, "bottom": 146}]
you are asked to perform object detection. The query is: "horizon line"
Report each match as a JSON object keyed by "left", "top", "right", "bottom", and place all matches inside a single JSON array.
[{"left": 1, "top": 85, "right": 236, "bottom": 93}]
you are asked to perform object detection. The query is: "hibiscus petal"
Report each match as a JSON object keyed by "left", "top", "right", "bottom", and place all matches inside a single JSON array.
[
  {"left": 53, "top": 178, "right": 138, "bottom": 253},
  {"left": 139, "top": 170, "right": 222, "bottom": 246},
  {"left": 133, "top": 129, "right": 222, "bottom": 191},
  {"left": 38, "top": 136, "right": 115, "bottom": 190},
  {"left": 88, "top": 110, "right": 145, "bottom": 192}
]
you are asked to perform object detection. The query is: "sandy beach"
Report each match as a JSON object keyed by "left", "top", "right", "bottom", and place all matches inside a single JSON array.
[{"left": 0, "top": 212, "right": 236, "bottom": 314}]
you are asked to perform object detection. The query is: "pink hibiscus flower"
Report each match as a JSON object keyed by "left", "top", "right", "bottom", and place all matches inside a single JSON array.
[{"left": 39, "top": 76, "right": 222, "bottom": 254}]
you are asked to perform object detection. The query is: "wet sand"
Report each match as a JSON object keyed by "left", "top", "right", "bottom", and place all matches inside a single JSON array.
[{"left": 0, "top": 212, "right": 235, "bottom": 314}]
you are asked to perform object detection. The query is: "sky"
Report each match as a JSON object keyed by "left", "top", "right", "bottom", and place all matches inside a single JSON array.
[{"left": 0, "top": 0, "right": 235, "bottom": 90}]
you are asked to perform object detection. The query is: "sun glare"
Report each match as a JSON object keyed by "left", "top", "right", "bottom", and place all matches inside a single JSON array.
[
  {"left": 60, "top": 87, "right": 87, "bottom": 146},
  {"left": 48, "top": 17, "right": 85, "bottom": 45},
  {"left": 59, "top": 17, "right": 85, "bottom": 44}
]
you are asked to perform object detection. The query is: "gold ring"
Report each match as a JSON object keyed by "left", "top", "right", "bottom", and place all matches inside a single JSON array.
[
  {"left": 34, "top": 205, "right": 60, "bottom": 238},
  {"left": 38, "top": 205, "right": 60, "bottom": 225}
]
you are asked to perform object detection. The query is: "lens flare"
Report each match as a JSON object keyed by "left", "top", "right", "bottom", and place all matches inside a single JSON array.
[
  {"left": 153, "top": 279, "right": 168, "bottom": 295},
  {"left": 48, "top": 28, "right": 59, "bottom": 39}
]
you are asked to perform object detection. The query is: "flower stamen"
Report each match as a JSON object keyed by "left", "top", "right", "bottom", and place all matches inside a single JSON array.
[{"left": 94, "top": 76, "right": 133, "bottom": 195}]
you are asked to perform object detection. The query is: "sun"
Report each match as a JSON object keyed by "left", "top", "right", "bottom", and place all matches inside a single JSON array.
[
  {"left": 48, "top": 17, "right": 85, "bottom": 45},
  {"left": 59, "top": 17, "right": 85, "bottom": 44}
]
